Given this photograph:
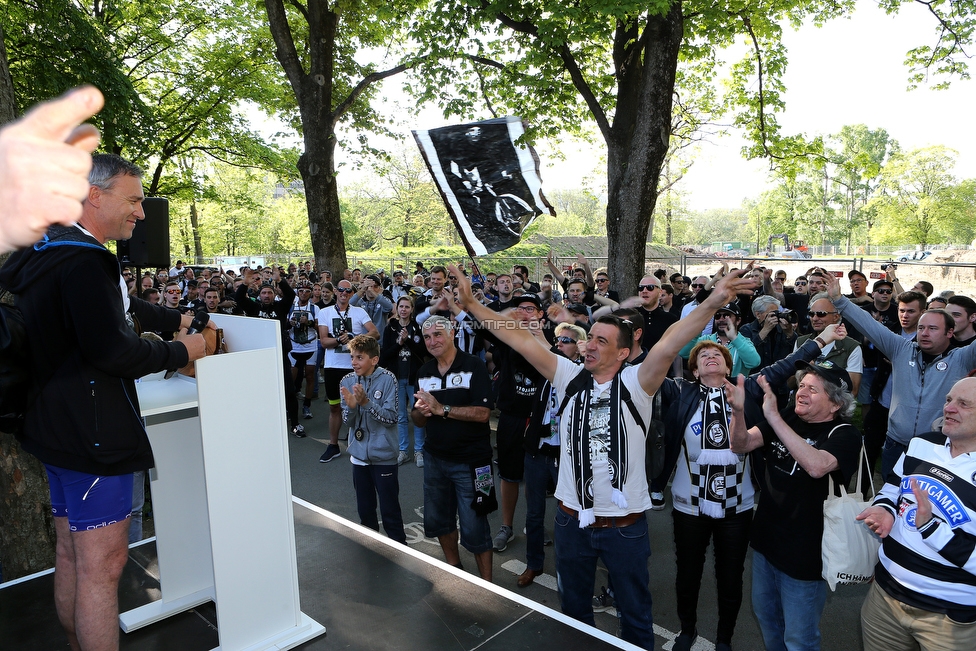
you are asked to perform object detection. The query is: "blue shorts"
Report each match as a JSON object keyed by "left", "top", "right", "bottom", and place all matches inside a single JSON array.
[
  {"left": 422, "top": 452, "right": 492, "bottom": 554},
  {"left": 45, "top": 464, "right": 133, "bottom": 533}
]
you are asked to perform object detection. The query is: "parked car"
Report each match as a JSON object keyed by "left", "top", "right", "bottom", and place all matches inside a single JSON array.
[{"left": 896, "top": 250, "right": 933, "bottom": 262}]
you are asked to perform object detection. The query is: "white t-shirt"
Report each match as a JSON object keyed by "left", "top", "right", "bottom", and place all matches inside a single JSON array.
[
  {"left": 288, "top": 300, "right": 320, "bottom": 354},
  {"left": 670, "top": 398, "right": 755, "bottom": 516},
  {"left": 320, "top": 304, "right": 372, "bottom": 369},
  {"left": 552, "top": 356, "right": 653, "bottom": 515}
]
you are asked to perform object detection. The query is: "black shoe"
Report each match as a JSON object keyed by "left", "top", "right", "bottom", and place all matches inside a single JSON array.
[
  {"left": 292, "top": 424, "right": 306, "bottom": 438},
  {"left": 673, "top": 629, "right": 697, "bottom": 651},
  {"left": 319, "top": 444, "right": 341, "bottom": 463}
]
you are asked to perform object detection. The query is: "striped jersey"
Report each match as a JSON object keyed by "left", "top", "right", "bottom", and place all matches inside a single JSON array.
[{"left": 873, "top": 432, "right": 976, "bottom": 622}]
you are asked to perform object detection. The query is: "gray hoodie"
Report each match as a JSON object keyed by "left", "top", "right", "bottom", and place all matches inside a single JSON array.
[
  {"left": 340, "top": 367, "right": 399, "bottom": 464},
  {"left": 833, "top": 295, "right": 976, "bottom": 445}
]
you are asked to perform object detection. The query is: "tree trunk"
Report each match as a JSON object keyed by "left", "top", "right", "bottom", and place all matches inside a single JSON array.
[
  {"left": 0, "top": 26, "right": 58, "bottom": 582},
  {"left": 606, "top": 6, "right": 683, "bottom": 293},
  {"left": 189, "top": 199, "right": 204, "bottom": 264}
]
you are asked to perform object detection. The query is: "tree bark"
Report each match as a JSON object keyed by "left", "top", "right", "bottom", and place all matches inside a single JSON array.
[
  {"left": 605, "top": 6, "right": 683, "bottom": 293},
  {"left": 0, "top": 25, "right": 58, "bottom": 582}
]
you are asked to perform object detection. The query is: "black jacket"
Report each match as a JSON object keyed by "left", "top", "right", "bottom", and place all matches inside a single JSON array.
[{"left": 0, "top": 225, "right": 188, "bottom": 475}]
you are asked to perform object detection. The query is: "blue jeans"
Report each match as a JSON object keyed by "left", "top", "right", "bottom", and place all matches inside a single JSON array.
[
  {"left": 554, "top": 507, "right": 654, "bottom": 650},
  {"left": 523, "top": 450, "right": 558, "bottom": 572},
  {"left": 751, "top": 551, "right": 827, "bottom": 651},
  {"left": 397, "top": 378, "right": 425, "bottom": 452},
  {"left": 422, "top": 452, "right": 492, "bottom": 554},
  {"left": 880, "top": 436, "right": 907, "bottom": 486},
  {"left": 352, "top": 464, "right": 406, "bottom": 543}
]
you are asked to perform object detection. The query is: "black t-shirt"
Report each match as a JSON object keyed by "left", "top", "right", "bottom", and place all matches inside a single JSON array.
[
  {"left": 637, "top": 306, "right": 678, "bottom": 350},
  {"left": 750, "top": 412, "right": 861, "bottom": 581},
  {"left": 490, "top": 335, "right": 547, "bottom": 416},
  {"left": 415, "top": 351, "right": 494, "bottom": 464},
  {"left": 853, "top": 302, "right": 900, "bottom": 366}
]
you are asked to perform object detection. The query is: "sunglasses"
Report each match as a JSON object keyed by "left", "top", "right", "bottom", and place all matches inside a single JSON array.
[
  {"left": 876, "top": 288, "right": 893, "bottom": 294},
  {"left": 691, "top": 283, "right": 705, "bottom": 289},
  {"left": 638, "top": 284, "right": 660, "bottom": 291},
  {"left": 810, "top": 311, "right": 837, "bottom": 318},
  {"left": 596, "top": 277, "right": 609, "bottom": 283},
  {"left": 336, "top": 287, "right": 354, "bottom": 293},
  {"left": 165, "top": 289, "right": 181, "bottom": 294},
  {"left": 795, "top": 282, "right": 808, "bottom": 286},
  {"left": 297, "top": 288, "right": 312, "bottom": 293},
  {"left": 556, "top": 336, "right": 578, "bottom": 345}
]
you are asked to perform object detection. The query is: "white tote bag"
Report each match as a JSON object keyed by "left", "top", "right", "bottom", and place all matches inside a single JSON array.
[{"left": 821, "top": 442, "right": 881, "bottom": 591}]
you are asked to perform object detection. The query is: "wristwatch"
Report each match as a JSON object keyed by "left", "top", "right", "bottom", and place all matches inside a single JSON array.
[{"left": 442, "top": 404, "right": 452, "bottom": 418}]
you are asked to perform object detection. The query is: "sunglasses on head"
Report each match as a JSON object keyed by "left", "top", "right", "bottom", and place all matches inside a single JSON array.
[
  {"left": 638, "top": 284, "right": 660, "bottom": 291},
  {"left": 556, "top": 336, "right": 578, "bottom": 345}
]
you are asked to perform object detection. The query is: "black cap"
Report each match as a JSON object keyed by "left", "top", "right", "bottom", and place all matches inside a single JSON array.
[
  {"left": 794, "top": 359, "right": 853, "bottom": 394},
  {"left": 566, "top": 302, "right": 589, "bottom": 316},
  {"left": 365, "top": 274, "right": 382, "bottom": 286},
  {"left": 515, "top": 293, "right": 543, "bottom": 310},
  {"left": 393, "top": 269, "right": 404, "bottom": 277},
  {"left": 873, "top": 279, "right": 894, "bottom": 292},
  {"left": 715, "top": 303, "right": 740, "bottom": 317},
  {"left": 848, "top": 269, "right": 867, "bottom": 281}
]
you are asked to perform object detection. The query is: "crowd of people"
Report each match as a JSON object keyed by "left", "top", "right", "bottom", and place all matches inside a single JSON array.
[
  {"left": 3, "top": 88, "right": 974, "bottom": 651},
  {"left": 165, "top": 252, "right": 974, "bottom": 651}
]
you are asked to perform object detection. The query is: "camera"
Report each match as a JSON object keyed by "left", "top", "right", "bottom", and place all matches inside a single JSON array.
[
  {"left": 779, "top": 309, "right": 798, "bottom": 324},
  {"left": 880, "top": 263, "right": 897, "bottom": 271}
]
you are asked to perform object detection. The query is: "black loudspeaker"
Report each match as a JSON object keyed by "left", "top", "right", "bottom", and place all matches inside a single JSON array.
[{"left": 117, "top": 197, "right": 170, "bottom": 269}]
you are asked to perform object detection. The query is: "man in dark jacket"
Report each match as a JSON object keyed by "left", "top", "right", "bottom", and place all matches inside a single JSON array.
[{"left": 0, "top": 153, "right": 207, "bottom": 651}]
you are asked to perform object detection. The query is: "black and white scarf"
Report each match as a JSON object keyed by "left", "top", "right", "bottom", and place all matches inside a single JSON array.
[
  {"left": 694, "top": 386, "right": 740, "bottom": 518},
  {"left": 567, "top": 375, "right": 630, "bottom": 527}
]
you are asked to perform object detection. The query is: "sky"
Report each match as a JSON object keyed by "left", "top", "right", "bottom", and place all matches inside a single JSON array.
[{"left": 288, "top": 3, "right": 975, "bottom": 212}]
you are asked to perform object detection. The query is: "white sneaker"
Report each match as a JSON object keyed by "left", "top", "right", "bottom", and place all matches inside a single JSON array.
[
  {"left": 415, "top": 452, "right": 424, "bottom": 468},
  {"left": 397, "top": 450, "right": 409, "bottom": 466},
  {"left": 650, "top": 491, "right": 666, "bottom": 511}
]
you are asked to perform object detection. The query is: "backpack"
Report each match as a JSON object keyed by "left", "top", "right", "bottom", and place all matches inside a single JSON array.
[
  {"left": 555, "top": 368, "right": 667, "bottom": 484},
  {"left": 0, "top": 237, "right": 106, "bottom": 434}
]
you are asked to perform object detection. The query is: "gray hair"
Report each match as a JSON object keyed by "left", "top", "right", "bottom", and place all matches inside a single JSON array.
[
  {"left": 89, "top": 154, "right": 143, "bottom": 192},
  {"left": 751, "top": 295, "right": 780, "bottom": 316},
  {"left": 809, "top": 291, "right": 831, "bottom": 305},
  {"left": 795, "top": 369, "right": 856, "bottom": 419},
  {"left": 421, "top": 315, "right": 453, "bottom": 332}
]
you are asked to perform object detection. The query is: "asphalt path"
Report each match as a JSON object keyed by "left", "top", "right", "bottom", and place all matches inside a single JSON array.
[{"left": 287, "top": 401, "right": 870, "bottom": 650}]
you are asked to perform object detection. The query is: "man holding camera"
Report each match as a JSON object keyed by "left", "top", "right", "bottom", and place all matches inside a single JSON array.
[{"left": 795, "top": 295, "right": 862, "bottom": 396}]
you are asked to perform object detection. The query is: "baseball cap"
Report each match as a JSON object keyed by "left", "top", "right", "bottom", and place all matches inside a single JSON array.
[
  {"left": 794, "top": 359, "right": 853, "bottom": 394},
  {"left": 873, "top": 279, "right": 894, "bottom": 292},
  {"left": 848, "top": 270, "right": 867, "bottom": 282},
  {"left": 715, "top": 303, "right": 740, "bottom": 317},
  {"left": 515, "top": 294, "right": 543, "bottom": 310},
  {"left": 566, "top": 303, "right": 590, "bottom": 316}
]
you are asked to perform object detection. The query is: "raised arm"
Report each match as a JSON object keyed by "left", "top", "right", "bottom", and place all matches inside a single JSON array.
[
  {"left": 451, "top": 263, "right": 558, "bottom": 382},
  {"left": 637, "top": 267, "right": 757, "bottom": 395},
  {"left": 545, "top": 251, "right": 566, "bottom": 286}
]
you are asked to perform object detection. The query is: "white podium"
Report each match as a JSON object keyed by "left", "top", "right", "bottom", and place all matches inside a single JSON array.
[{"left": 120, "top": 314, "right": 325, "bottom": 651}]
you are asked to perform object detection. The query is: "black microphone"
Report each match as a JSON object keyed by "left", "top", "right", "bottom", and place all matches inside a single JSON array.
[
  {"left": 185, "top": 310, "right": 210, "bottom": 335},
  {"left": 165, "top": 311, "right": 209, "bottom": 379}
]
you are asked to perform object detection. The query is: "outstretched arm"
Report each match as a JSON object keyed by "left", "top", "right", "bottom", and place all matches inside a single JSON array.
[
  {"left": 451, "top": 263, "right": 558, "bottom": 382},
  {"left": 637, "top": 267, "right": 757, "bottom": 395}
]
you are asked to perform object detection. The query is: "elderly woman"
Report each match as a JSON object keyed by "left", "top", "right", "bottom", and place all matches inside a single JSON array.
[
  {"left": 658, "top": 324, "right": 847, "bottom": 651},
  {"left": 727, "top": 359, "right": 862, "bottom": 651}
]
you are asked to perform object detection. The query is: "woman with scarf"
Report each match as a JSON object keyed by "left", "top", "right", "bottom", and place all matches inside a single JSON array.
[{"left": 657, "top": 322, "right": 848, "bottom": 651}]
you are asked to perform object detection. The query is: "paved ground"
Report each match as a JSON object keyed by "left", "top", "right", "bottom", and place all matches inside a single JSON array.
[{"left": 282, "top": 399, "right": 871, "bottom": 651}]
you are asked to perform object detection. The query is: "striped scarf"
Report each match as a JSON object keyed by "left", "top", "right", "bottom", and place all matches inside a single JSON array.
[{"left": 567, "top": 375, "right": 630, "bottom": 527}]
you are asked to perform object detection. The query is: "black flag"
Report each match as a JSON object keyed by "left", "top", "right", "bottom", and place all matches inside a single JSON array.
[{"left": 413, "top": 116, "right": 555, "bottom": 256}]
